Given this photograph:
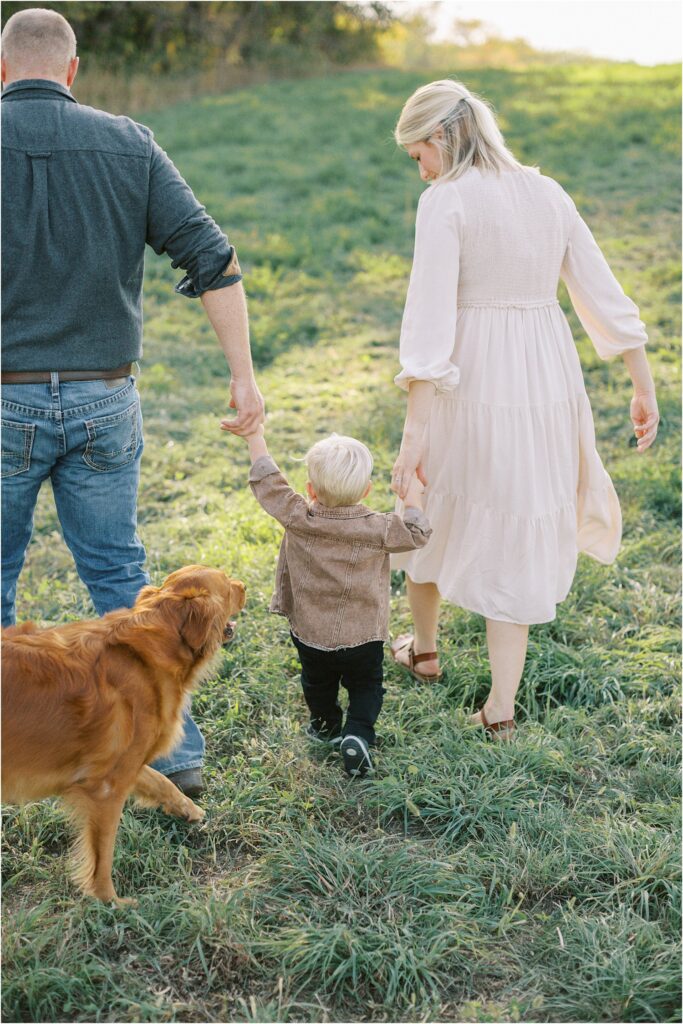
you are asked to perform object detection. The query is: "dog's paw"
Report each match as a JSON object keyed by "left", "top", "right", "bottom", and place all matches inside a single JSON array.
[
  {"left": 183, "top": 800, "right": 205, "bottom": 823},
  {"left": 112, "top": 895, "right": 138, "bottom": 908}
]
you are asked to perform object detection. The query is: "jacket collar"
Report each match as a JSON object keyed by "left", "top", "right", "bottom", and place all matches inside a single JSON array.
[
  {"left": 311, "top": 501, "right": 374, "bottom": 519},
  {"left": 2, "top": 79, "right": 77, "bottom": 103}
]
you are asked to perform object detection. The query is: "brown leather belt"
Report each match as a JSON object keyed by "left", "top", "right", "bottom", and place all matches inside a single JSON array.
[{"left": 1, "top": 363, "right": 133, "bottom": 384}]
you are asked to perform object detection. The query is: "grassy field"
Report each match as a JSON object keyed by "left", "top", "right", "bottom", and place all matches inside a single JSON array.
[{"left": 2, "top": 64, "right": 681, "bottom": 1023}]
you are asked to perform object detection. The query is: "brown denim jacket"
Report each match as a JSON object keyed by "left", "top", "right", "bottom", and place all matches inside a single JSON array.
[{"left": 249, "top": 456, "right": 432, "bottom": 650}]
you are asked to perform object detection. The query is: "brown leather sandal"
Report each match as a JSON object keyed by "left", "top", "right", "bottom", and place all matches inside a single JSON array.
[
  {"left": 390, "top": 634, "right": 442, "bottom": 683},
  {"left": 480, "top": 706, "right": 515, "bottom": 742}
]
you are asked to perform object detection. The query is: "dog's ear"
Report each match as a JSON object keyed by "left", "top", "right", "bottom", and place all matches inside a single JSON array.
[
  {"left": 230, "top": 580, "right": 246, "bottom": 614},
  {"left": 2, "top": 621, "right": 40, "bottom": 637},
  {"left": 178, "top": 590, "right": 220, "bottom": 654},
  {"left": 134, "top": 584, "right": 161, "bottom": 608}
]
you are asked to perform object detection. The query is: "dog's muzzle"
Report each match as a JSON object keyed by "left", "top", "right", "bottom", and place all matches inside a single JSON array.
[{"left": 222, "top": 621, "right": 237, "bottom": 646}]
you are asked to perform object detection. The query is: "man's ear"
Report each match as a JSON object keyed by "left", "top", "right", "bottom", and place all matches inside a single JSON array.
[{"left": 66, "top": 55, "right": 79, "bottom": 88}]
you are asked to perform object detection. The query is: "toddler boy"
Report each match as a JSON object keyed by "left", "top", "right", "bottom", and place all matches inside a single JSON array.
[{"left": 243, "top": 425, "right": 431, "bottom": 777}]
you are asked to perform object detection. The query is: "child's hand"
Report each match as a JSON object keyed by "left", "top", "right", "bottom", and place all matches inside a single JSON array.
[
  {"left": 236, "top": 421, "right": 269, "bottom": 463},
  {"left": 404, "top": 473, "right": 425, "bottom": 509},
  {"left": 221, "top": 419, "right": 265, "bottom": 441}
]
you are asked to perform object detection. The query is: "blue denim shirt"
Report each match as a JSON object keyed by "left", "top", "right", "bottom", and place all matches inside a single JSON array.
[{"left": 1, "top": 79, "right": 242, "bottom": 371}]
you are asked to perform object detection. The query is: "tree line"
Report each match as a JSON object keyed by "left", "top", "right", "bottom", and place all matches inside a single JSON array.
[{"left": 1, "top": 1, "right": 393, "bottom": 72}]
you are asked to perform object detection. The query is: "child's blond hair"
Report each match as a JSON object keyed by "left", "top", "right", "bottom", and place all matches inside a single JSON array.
[{"left": 304, "top": 434, "right": 373, "bottom": 508}]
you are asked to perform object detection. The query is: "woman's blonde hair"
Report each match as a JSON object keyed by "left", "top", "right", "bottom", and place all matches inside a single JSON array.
[
  {"left": 394, "top": 79, "right": 525, "bottom": 182},
  {"left": 304, "top": 434, "right": 373, "bottom": 508}
]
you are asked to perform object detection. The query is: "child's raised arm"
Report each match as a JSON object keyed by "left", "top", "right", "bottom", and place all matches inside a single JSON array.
[
  {"left": 234, "top": 424, "right": 308, "bottom": 528},
  {"left": 221, "top": 418, "right": 270, "bottom": 463},
  {"left": 246, "top": 423, "right": 269, "bottom": 464}
]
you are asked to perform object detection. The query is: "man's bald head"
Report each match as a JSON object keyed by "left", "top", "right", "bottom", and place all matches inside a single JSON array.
[{"left": 2, "top": 8, "right": 78, "bottom": 85}]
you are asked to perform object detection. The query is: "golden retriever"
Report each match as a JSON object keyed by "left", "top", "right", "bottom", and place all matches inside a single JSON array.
[{"left": 2, "top": 565, "right": 245, "bottom": 904}]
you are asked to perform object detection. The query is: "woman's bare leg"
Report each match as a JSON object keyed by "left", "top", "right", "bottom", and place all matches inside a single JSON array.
[
  {"left": 471, "top": 618, "right": 529, "bottom": 725},
  {"left": 393, "top": 577, "right": 441, "bottom": 675}
]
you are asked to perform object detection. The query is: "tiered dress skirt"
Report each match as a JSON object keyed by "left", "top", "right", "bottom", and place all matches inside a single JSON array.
[{"left": 392, "top": 299, "right": 621, "bottom": 624}]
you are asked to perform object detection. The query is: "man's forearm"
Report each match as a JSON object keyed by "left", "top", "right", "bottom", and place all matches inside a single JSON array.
[
  {"left": 201, "top": 282, "right": 254, "bottom": 380},
  {"left": 205, "top": 282, "right": 265, "bottom": 434}
]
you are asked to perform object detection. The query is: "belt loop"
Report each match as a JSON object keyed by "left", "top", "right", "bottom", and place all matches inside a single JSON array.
[{"left": 50, "top": 371, "right": 59, "bottom": 398}]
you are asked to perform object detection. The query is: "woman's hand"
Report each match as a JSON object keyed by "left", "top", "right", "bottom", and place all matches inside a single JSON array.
[
  {"left": 392, "top": 440, "right": 428, "bottom": 500},
  {"left": 630, "top": 389, "right": 659, "bottom": 452},
  {"left": 392, "top": 381, "right": 436, "bottom": 498}
]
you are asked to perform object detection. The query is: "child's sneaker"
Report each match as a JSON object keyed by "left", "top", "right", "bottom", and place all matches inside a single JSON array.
[
  {"left": 305, "top": 722, "right": 343, "bottom": 747},
  {"left": 341, "top": 735, "right": 374, "bottom": 777}
]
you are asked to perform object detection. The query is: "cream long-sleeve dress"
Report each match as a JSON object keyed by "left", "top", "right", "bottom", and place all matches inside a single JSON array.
[{"left": 391, "top": 166, "right": 647, "bottom": 624}]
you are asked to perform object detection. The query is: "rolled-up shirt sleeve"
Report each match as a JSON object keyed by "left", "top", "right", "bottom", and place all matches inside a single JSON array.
[
  {"left": 560, "top": 193, "right": 647, "bottom": 359},
  {"left": 394, "top": 183, "right": 462, "bottom": 393},
  {"left": 146, "top": 137, "right": 242, "bottom": 298}
]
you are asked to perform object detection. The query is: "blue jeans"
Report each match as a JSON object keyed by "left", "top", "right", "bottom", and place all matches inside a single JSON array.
[{"left": 1, "top": 375, "right": 204, "bottom": 775}]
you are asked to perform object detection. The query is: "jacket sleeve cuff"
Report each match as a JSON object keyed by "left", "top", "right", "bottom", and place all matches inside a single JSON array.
[
  {"left": 403, "top": 506, "right": 432, "bottom": 535},
  {"left": 249, "top": 455, "right": 281, "bottom": 483}
]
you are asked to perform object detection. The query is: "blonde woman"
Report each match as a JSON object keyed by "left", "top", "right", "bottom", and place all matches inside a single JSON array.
[{"left": 389, "top": 79, "right": 659, "bottom": 739}]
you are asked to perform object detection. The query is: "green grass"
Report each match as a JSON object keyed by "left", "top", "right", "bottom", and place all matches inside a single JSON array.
[{"left": 2, "top": 64, "right": 681, "bottom": 1022}]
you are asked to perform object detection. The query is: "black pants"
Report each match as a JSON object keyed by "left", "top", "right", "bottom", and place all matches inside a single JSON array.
[{"left": 291, "top": 634, "right": 385, "bottom": 745}]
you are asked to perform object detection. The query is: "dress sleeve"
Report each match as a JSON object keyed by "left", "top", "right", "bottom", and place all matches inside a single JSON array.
[
  {"left": 394, "top": 184, "right": 462, "bottom": 393},
  {"left": 559, "top": 195, "right": 647, "bottom": 360}
]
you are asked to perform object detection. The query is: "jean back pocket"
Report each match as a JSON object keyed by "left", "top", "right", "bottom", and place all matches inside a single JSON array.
[
  {"left": 83, "top": 400, "right": 140, "bottom": 473},
  {"left": 1, "top": 420, "right": 36, "bottom": 478}
]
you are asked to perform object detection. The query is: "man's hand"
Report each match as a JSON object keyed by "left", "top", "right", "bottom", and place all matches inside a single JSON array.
[{"left": 221, "top": 378, "right": 265, "bottom": 437}]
